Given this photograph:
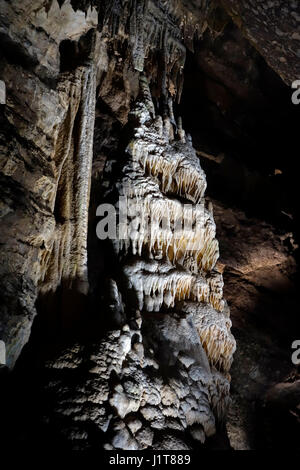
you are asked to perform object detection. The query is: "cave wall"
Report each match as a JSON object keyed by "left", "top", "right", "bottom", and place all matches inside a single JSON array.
[
  {"left": 0, "top": 0, "right": 100, "bottom": 367},
  {"left": 220, "top": 0, "right": 300, "bottom": 85}
]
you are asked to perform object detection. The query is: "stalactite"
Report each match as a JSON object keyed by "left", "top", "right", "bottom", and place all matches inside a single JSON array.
[
  {"left": 177, "top": 116, "right": 186, "bottom": 142},
  {"left": 125, "top": 79, "right": 207, "bottom": 203},
  {"left": 97, "top": 0, "right": 201, "bottom": 105},
  {"left": 130, "top": 0, "right": 148, "bottom": 72},
  {"left": 182, "top": 302, "right": 236, "bottom": 373},
  {"left": 123, "top": 260, "right": 226, "bottom": 313},
  {"left": 139, "top": 74, "right": 156, "bottom": 117},
  {"left": 40, "top": 62, "right": 96, "bottom": 294},
  {"left": 116, "top": 175, "right": 219, "bottom": 273}
]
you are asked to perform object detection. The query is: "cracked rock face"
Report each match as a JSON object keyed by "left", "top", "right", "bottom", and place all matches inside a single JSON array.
[
  {"left": 0, "top": 0, "right": 299, "bottom": 451},
  {"left": 220, "top": 0, "right": 300, "bottom": 85}
]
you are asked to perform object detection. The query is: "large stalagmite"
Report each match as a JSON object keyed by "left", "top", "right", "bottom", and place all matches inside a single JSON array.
[
  {"left": 103, "top": 76, "right": 236, "bottom": 448},
  {"left": 0, "top": 0, "right": 241, "bottom": 450}
]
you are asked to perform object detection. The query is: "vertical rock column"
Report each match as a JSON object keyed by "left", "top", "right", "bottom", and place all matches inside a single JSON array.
[
  {"left": 109, "top": 75, "right": 236, "bottom": 446},
  {"left": 0, "top": 57, "right": 97, "bottom": 367},
  {"left": 41, "top": 62, "right": 96, "bottom": 295}
]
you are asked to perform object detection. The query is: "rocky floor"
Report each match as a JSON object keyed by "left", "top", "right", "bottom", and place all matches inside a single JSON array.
[{"left": 213, "top": 200, "right": 300, "bottom": 449}]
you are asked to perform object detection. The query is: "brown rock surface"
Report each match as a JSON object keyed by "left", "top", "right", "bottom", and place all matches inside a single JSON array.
[
  {"left": 220, "top": 0, "right": 300, "bottom": 85},
  {"left": 212, "top": 200, "right": 299, "bottom": 449}
]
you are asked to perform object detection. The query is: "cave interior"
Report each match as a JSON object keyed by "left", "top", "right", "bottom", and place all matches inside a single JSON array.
[{"left": 0, "top": 0, "right": 299, "bottom": 451}]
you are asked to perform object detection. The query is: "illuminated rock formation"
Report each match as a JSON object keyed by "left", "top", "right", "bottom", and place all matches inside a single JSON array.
[
  {"left": 4, "top": 0, "right": 298, "bottom": 451},
  {"left": 0, "top": 23, "right": 98, "bottom": 365},
  {"left": 24, "top": 72, "right": 236, "bottom": 451},
  {"left": 104, "top": 76, "right": 236, "bottom": 447},
  {"left": 40, "top": 62, "right": 96, "bottom": 295}
]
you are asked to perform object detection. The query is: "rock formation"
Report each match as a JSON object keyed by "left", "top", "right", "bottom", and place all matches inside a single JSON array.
[{"left": 0, "top": 0, "right": 299, "bottom": 451}]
